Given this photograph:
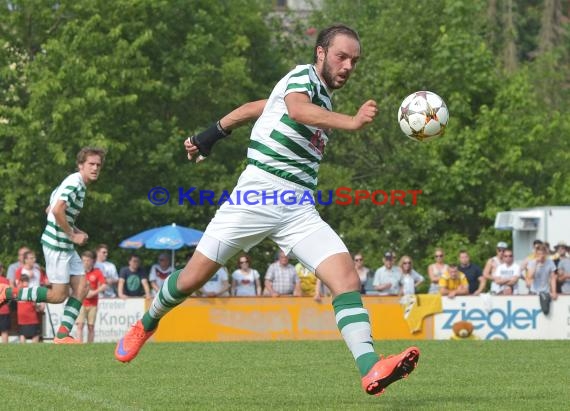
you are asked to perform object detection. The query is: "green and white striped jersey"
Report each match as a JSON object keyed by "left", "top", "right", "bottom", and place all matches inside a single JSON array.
[
  {"left": 247, "top": 64, "right": 332, "bottom": 190},
  {"left": 41, "top": 172, "right": 86, "bottom": 251}
]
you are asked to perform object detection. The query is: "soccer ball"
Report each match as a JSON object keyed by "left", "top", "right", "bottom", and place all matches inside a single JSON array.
[{"left": 397, "top": 91, "right": 449, "bottom": 142}]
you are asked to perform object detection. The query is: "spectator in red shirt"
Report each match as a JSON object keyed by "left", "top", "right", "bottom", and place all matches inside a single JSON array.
[
  {"left": 0, "top": 263, "right": 10, "bottom": 343},
  {"left": 17, "top": 274, "right": 44, "bottom": 343},
  {"left": 76, "top": 250, "right": 106, "bottom": 343}
]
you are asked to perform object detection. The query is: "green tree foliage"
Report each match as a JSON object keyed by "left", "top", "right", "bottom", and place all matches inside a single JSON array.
[
  {"left": 308, "top": 0, "right": 570, "bottom": 271},
  {"left": 0, "top": 0, "right": 286, "bottom": 264},
  {"left": 0, "top": 0, "right": 568, "bottom": 275}
]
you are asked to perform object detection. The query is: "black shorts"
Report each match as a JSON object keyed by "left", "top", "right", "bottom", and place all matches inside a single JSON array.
[
  {"left": 0, "top": 314, "right": 10, "bottom": 332},
  {"left": 19, "top": 324, "right": 41, "bottom": 339}
]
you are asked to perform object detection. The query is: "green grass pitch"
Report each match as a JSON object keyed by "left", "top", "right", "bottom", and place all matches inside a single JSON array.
[{"left": 0, "top": 340, "right": 567, "bottom": 410}]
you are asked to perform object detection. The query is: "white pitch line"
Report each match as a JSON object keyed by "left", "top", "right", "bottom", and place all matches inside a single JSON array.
[{"left": 0, "top": 370, "right": 142, "bottom": 411}]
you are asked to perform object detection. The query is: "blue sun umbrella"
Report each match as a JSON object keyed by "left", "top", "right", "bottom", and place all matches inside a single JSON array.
[{"left": 119, "top": 223, "right": 204, "bottom": 269}]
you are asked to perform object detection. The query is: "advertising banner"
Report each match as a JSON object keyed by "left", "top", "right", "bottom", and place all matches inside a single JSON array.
[
  {"left": 43, "top": 298, "right": 145, "bottom": 342},
  {"left": 434, "top": 295, "right": 570, "bottom": 340}
]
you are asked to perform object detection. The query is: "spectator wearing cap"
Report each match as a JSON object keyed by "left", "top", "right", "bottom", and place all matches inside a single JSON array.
[
  {"left": 373, "top": 252, "right": 402, "bottom": 296},
  {"left": 438, "top": 264, "right": 469, "bottom": 298},
  {"left": 554, "top": 242, "right": 570, "bottom": 294},
  {"left": 483, "top": 242, "right": 508, "bottom": 281},
  {"left": 458, "top": 250, "right": 485, "bottom": 295},
  {"left": 427, "top": 248, "right": 448, "bottom": 295}
]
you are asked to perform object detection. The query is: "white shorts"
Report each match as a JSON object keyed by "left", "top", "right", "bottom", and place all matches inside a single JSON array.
[
  {"left": 197, "top": 165, "right": 348, "bottom": 272},
  {"left": 42, "top": 246, "right": 84, "bottom": 284}
]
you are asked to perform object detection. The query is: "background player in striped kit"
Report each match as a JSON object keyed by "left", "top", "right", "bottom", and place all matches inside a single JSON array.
[{"left": 0, "top": 147, "right": 105, "bottom": 344}]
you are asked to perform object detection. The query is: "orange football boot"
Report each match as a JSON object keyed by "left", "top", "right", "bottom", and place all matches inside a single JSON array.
[
  {"left": 361, "top": 346, "right": 420, "bottom": 396},
  {"left": 115, "top": 320, "right": 155, "bottom": 363},
  {"left": 54, "top": 335, "right": 82, "bottom": 344}
]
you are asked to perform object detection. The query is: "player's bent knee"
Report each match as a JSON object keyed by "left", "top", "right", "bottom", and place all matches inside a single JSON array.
[{"left": 335, "top": 274, "right": 361, "bottom": 294}]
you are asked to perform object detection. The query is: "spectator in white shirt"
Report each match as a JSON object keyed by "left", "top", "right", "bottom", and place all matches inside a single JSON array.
[
  {"left": 398, "top": 256, "right": 424, "bottom": 296},
  {"left": 373, "top": 252, "right": 402, "bottom": 296},
  {"left": 149, "top": 253, "right": 173, "bottom": 296},
  {"left": 95, "top": 244, "right": 119, "bottom": 298},
  {"left": 200, "top": 267, "right": 230, "bottom": 297},
  {"left": 491, "top": 249, "right": 520, "bottom": 295},
  {"left": 232, "top": 254, "right": 261, "bottom": 296}
]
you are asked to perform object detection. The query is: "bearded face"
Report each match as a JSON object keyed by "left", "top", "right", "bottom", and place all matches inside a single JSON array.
[{"left": 316, "top": 34, "right": 360, "bottom": 90}]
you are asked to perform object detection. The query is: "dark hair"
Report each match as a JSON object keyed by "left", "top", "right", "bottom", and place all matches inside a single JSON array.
[
  {"left": 313, "top": 24, "right": 360, "bottom": 63},
  {"left": 458, "top": 249, "right": 469, "bottom": 255},
  {"left": 77, "top": 147, "right": 106, "bottom": 165},
  {"left": 533, "top": 239, "right": 543, "bottom": 246}
]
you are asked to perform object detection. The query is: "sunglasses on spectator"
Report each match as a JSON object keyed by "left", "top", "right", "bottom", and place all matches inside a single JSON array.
[
  {"left": 239, "top": 260, "right": 249, "bottom": 264},
  {"left": 435, "top": 254, "right": 444, "bottom": 258}
]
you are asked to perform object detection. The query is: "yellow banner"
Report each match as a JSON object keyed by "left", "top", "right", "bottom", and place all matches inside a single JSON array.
[{"left": 152, "top": 296, "right": 434, "bottom": 342}]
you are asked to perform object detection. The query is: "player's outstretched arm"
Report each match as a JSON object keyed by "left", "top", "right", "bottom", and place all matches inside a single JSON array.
[
  {"left": 186, "top": 99, "right": 267, "bottom": 162},
  {"left": 284, "top": 92, "right": 377, "bottom": 131},
  {"left": 219, "top": 99, "right": 267, "bottom": 131}
]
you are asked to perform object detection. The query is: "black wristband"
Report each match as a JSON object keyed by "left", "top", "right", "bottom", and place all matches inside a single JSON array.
[
  {"left": 216, "top": 121, "right": 231, "bottom": 136},
  {"left": 190, "top": 121, "right": 232, "bottom": 156}
]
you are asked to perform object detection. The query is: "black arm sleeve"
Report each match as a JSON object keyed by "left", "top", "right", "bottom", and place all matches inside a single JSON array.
[{"left": 190, "top": 121, "right": 232, "bottom": 156}]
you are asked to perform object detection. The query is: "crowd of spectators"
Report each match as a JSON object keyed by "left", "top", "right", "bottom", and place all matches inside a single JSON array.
[
  {"left": 1, "top": 239, "right": 569, "bottom": 343},
  {"left": 352, "top": 239, "right": 569, "bottom": 300}
]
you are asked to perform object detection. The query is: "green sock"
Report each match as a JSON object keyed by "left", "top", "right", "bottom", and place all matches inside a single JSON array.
[
  {"left": 17, "top": 287, "right": 48, "bottom": 302},
  {"left": 142, "top": 269, "right": 190, "bottom": 331},
  {"left": 57, "top": 297, "right": 82, "bottom": 338},
  {"left": 333, "top": 291, "right": 380, "bottom": 376}
]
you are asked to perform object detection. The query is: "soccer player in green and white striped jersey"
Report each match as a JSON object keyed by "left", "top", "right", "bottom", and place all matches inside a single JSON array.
[
  {"left": 0, "top": 147, "right": 105, "bottom": 344},
  {"left": 115, "top": 24, "right": 419, "bottom": 396}
]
